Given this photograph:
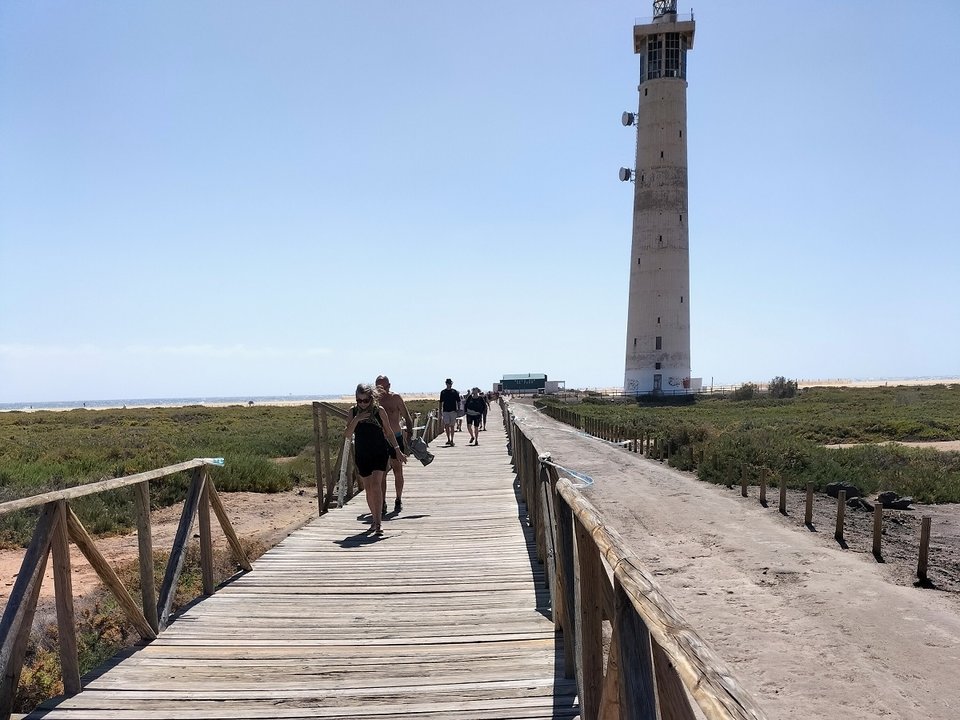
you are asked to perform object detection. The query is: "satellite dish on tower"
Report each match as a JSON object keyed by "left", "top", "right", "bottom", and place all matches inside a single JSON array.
[
  {"left": 622, "top": 112, "right": 635, "bottom": 127},
  {"left": 619, "top": 167, "right": 633, "bottom": 182}
]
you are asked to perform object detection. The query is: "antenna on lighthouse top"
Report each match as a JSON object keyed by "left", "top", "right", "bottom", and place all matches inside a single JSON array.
[{"left": 653, "top": 0, "right": 678, "bottom": 18}]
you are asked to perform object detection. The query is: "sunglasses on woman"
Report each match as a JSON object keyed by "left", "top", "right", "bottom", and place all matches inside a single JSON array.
[{"left": 356, "top": 397, "right": 372, "bottom": 404}]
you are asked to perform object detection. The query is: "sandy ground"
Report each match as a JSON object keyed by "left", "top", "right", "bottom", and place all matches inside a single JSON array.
[
  {"left": 509, "top": 400, "right": 960, "bottom": 720},
  {"left": 826, "top": 440, "right": 960, "bottom": 452},
  {"left": 0, "top": 488, "right": 321, "bottom": 606}
]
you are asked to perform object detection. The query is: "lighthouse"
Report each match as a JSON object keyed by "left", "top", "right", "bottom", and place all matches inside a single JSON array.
[{"left": 622, "top": 1, "right": 695, "bottom": 395}]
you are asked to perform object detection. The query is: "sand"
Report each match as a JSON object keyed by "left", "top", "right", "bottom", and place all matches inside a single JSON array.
[{"left": 0, "top": 487, "right": 321, "bottom": 606}]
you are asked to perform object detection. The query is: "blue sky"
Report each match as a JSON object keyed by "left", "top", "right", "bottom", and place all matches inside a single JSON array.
[{"left": 2, "top": 1, "right": 958, "bottom": 402}]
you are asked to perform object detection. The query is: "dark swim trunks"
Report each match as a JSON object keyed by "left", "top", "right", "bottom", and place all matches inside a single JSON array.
[{"left": 394, "top": 432, "right": 406, "bottom": 454}]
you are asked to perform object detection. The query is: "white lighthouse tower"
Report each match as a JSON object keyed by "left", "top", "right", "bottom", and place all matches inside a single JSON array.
[{"left": 622, "top": 1, "right": 695, "bottom": 395}]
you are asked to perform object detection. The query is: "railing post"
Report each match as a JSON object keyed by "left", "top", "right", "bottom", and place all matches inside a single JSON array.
[
  {"left": 538, "top": 464, "right": 558, "bottom": 602},
  {"left": 198, "top": 471, "right": 215, "bottom": 596},
  {"left": 51, "top": 500, "right": 81, "bottom": 696},
  {"left": 555, "top": 493, "right": 577, "bottom": 679},
  {"left": 0, "top": 502, "right": 57, "bottom": 720},
  {"left": 804, "top": 482, "right": 814, "bottom": 526},
  {"left": 872, "top": 503, "right": 884, "bottom": 559},
  {"left": 312, "top": 402, "right": 324, "bottom": 514},
  {"left": 133, "top": 480, "right": 159, "bottom": 633},
  {"left": 835, "top": 490, "right": 846, "bottom": 543},
  {"left": 158, "top": 467, "right": 206, "bottom": 629},
  {"left": 614, "top": 578, "right": 659, "bottom": 720},
  {"left": 918, "top": 516, "right": 932, "bottom": 581},
  {"left": 574, "top": 517, "right": 604, "bottom": 720}
]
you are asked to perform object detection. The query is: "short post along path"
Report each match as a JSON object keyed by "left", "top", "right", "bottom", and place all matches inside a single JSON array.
[{"left": 26, "top": 410, "right": 578, "bottom": 719}]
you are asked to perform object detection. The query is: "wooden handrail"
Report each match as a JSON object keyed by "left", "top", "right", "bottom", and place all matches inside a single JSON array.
[
  {"left": 503, "top": 400, "right": 767, "bottom": 720},
  {"left": 0, "top": 458, "right": 220, "bottom": 517},
  {"left": 0, "top": 459, "right": 250, "bottom": 720},
  {"left": 557, "top": 478, "right": 766, "bottom": 720}
]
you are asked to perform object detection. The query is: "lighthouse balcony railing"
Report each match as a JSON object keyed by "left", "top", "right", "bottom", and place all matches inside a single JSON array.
[{"left": 635, "top": 12, "right": 694, "bottom": 26}]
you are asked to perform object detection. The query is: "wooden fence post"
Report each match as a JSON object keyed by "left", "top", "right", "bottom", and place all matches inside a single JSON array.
[
  {"left": 555, "top": 494, "right": 577, "bottom": 679},
  {"left": 0, "top": 502, "right": 57, "bottom": 719},
  {"left": 52, "top": 501, "right": 81, "bottom": 696},
  {"left": 872, "top": 504, "right": 883, "bottom": 559},
  {"left": 778, "top": 474, "right": 787, "bottom": 515},
  {"left": 312, "top": 402, "right": 324, "bottom": 514},
  {"left": 614, "top": 579, "right": 659, "bottom": 720},
  {"left": 198, "top": 472, "right": 215, "bottom": 596},
  {"left": 759, "top": 469, "right": 767, "bottom": 505},
  {"left": 652, "top": 642, "right": 698, "bottom": 720},
  {"left": 835, "top": 490, "right": 846, "bottom": 543},
  {"left": 321, "top": 405, "right": 333, "bottom": 511},
  {"left": 133, "top": 480, "right": 159, "bottom": 633},
  {"left": 918, "top": 516, "right": 932, "bottom": 582},
  {"left": 740, "top": 465, "right": 748, "bottom": 497},
  {"left": 574, "top": 518, "right": 604, "bottom": 719},
  {"left": 804, "top": 483, "right": 814, "bottom": 527}
]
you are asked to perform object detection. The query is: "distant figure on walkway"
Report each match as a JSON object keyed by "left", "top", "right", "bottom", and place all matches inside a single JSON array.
[
  {"left": 439, "top": 378, "right": 461, "bottom": 446},
  {"left": 464, "top": 387, "right": 486, "bottom": 446},
  {"left": 481, "top": 391, "right": 490, "bottom": 430},
  {"left": 376, "top": 374, "right": 413, "bottom": 515},
  {"left": 344, "top": 383, "right": 406, "bottom": 536}
]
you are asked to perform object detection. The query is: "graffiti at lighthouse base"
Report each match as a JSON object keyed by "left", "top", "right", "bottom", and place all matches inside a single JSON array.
[{"left": 625, "top": 376, "right": 703, "bottom": 394}]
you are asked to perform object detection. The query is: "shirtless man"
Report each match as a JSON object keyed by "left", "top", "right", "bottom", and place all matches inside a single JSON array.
[{"left": 375, "top": 375, "right": 413, "bottom": 514}]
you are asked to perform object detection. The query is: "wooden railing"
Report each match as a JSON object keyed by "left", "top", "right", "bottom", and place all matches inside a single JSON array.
[
  {"left": 0, "top": 458, "right": 249, "bottom": 720},
  {"left": 504, "top": 402, "right": 767, "bottom": 720}
]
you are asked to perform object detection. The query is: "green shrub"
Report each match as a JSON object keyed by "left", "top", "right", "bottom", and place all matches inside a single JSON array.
[
  {"left": 731, "top": 383, "right": 758, "bottom": 401},
  {"left": 768, "top": 376, "right": 798, "bottom": 399},
  {"left": 541, "top": 384, "right": 960, "bottom": 502}
]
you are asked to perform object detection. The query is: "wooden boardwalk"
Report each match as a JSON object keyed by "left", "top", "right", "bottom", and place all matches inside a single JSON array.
[{"left": 28, "top": 414, "right": 578, "bottom": 719}]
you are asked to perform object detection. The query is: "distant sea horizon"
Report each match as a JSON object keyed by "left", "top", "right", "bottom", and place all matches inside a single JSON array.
[{"left": 3, "top": 375, "right": 959, "bottom": 413}]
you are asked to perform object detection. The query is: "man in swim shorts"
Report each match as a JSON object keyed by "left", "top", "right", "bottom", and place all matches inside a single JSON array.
[
  {"left": 375, "top": 375, "right": 413, "bottom": 514},
  {"left": 439, "top": 378, "right": 460, "bottom": 447}
]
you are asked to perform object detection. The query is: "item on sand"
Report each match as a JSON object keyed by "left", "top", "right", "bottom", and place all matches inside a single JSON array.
[{"left": 409, "top": 436, "right": 435, "bottom": 466}]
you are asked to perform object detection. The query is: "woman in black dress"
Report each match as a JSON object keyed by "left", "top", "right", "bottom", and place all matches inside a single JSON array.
[{"left": 344, "top": 383, "right": 406, "bottom": 535}]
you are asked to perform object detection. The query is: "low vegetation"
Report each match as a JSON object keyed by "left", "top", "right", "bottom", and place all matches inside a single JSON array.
[
  {"left": 4, "top": 397, "right": 440, "bottom": 712},
  {"left": 542, "top": 384, "right": 960, "bottom": 503}
]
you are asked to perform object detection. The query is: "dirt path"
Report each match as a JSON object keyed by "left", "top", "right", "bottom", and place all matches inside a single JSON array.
[
  {"left": 1, "top": 487, "right": 320, "bottom": 605},
  {"left": 509, "top": 401, "right": 960, "bottom": 720}
]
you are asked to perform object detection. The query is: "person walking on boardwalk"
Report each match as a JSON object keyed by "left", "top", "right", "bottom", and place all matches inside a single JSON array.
[
  {"left": 375, "top": 374, "right": 413, "bottom": 515},
  {"left": 344, "top": 383, "right": 406, "bottom": 536},
  {"left": 464, "top": 387, "right": 486, "bottom": 446},
  {"left": 439, "top": 378, "right": 461, "bottom": 446}
]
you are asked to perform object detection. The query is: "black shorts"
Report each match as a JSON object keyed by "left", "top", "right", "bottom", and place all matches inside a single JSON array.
[
  {"left": 466, "top": 414, "right": 481, "bottom": 427},
  {"left": 394, "top": 432, "right": 406, "bottom": 454},
  {"left": 355, "top": 442, "right": 391, "bottom": 477}
]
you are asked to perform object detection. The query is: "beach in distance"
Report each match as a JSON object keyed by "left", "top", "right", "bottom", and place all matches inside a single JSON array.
[{"left": 2, "top": 376, "right": 958, "bottom": 413}]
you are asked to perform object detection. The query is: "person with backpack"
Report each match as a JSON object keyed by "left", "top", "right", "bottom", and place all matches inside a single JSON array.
[{"left": 464, "top": 387, "right": 487, "bottom": 446}]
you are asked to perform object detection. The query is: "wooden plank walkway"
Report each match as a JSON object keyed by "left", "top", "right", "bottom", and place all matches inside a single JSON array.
[{"left": 28, "top": 412, "right": 578, "bottom": 719}]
